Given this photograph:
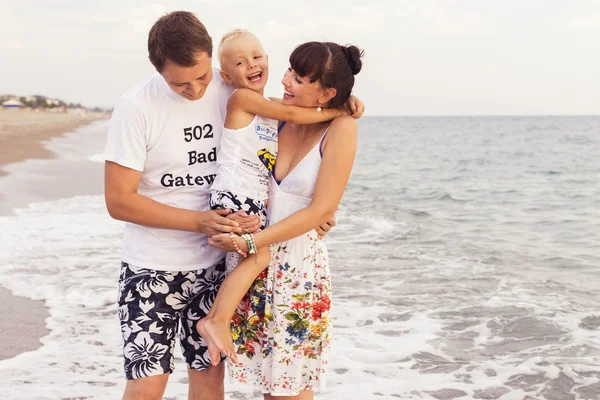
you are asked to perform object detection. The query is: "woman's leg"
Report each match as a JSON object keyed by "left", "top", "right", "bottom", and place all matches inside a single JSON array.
[
  {"left": 197, "top": 247, "right": 271, "bottom": 365},
  {"left": 264, "top": 391, "right": 314, "bottom": 400}
]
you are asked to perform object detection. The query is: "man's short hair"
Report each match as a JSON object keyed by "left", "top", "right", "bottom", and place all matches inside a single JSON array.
[{"left": 148, "top": 11, "right": 213, "bottom": 72}]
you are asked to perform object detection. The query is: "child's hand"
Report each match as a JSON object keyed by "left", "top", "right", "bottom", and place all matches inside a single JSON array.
[
  {"left": 227, "top": 210, "right": 261, "bottom": 233},
  {"left": 208, "top": 233, "right": 248, "bottom": 253},
  {"left": 347, "top": 95, "right": 365, "bottom": 119},
  {"left": 208, "top": 233, "right": 233, "bottom": 251}
]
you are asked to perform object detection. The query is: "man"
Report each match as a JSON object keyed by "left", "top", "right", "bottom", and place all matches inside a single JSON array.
[
  {"left": 104, "top": 11, "right": 258, "bottom": 400},
  {"left": 104, "top": 11, "right": 336, "bottom": 400}
]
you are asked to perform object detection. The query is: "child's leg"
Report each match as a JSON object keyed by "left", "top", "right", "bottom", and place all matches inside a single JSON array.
[
  {"left": 201, "top": 190, "right": 268, "bottom": 365},
  {"left": 197, "top": 246, "right": 271, "bottom": 366},
  {"left": 203, "top": 252, "right": 240, "bottom": 320}
]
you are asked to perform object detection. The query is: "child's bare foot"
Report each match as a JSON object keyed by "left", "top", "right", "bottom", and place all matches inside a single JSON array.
[
  {"left": 196, "top": 317, "right": 237, "bottom": 365},
  {"left": 196, "top": 318, "right": 221, "bottom": 366}
]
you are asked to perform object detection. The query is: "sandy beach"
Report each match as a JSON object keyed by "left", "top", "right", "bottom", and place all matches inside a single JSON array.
[
  {"left": 0, "top": 288, "right": 50, "bottom": 360},
  {"left": 0, "top": 109, "right": 108, "bottom": 360},
  {"left": 0, "top": 109, "right": 107, "bottom": 175}
]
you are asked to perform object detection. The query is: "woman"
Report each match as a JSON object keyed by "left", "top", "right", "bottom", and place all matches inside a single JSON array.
[{"left": 208, "top": 41, "right": 364, "bottom": 399}]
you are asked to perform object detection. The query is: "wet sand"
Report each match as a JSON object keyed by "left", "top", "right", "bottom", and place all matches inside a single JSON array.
[
  {"left": 0, "top": 109, "right": 106, "bottom": 175},
  {"left": 0, "top": 109, "right": 108, "bottom": 360},
  {"left": 0, "top": 288, "right": 51, "bottom": 360}
]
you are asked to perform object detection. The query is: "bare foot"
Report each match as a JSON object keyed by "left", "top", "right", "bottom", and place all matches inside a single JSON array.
[
  {"left": 196, "top": 318, "right": 221, "bottom": 366},
  {"left": 196, "top": 317, "right": 237, "bottom": 365}
]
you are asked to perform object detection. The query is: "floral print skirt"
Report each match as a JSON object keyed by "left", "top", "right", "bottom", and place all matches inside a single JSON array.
[{"left": 228, "top": 230, "right": 332, "bottom": 395}]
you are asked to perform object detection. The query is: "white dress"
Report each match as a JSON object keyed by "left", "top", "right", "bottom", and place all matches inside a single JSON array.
[{"left": 228, "top": 130, "right": 332, "bottom": 396}]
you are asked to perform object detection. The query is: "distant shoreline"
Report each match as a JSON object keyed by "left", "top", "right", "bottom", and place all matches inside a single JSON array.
[{"left": 0, "top": 109, "right": 108, "bottom": 175}]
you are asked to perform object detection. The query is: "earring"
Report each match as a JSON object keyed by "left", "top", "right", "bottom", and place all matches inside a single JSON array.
[{"left": 317, "top": 102, "right": 322, "bottom": 112}]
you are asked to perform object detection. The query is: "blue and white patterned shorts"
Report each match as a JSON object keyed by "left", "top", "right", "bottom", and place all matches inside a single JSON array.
[{"left": 117, "top": 259, "right": 225, "bottom": 380}]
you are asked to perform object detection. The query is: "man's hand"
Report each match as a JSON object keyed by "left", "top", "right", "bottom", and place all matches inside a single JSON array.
[
  {"left": 195, "top": 209, "right": 242, "bottom": 237},
  {"left": 348, "top": 95, "right": 365, "bottom": 119},
  {"left": 315, "top": 214, "right": 336, "bottom": 240},
  {"left": 227, "top": 210, "right": 261, "bottom": 233}
]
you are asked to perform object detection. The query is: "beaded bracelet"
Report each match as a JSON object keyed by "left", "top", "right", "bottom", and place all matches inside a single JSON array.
[
  {"left": 250, "top": 234, "right": 257, "bottom": 255},
  {"left": 230, "top": 233, "right": 247, "bottom": 258},
  {"left": 242, "top": 234, "right": 257, "bottom": 255},
  {"left": 241, "top": 233, "right": 259, "bottom": 263}
]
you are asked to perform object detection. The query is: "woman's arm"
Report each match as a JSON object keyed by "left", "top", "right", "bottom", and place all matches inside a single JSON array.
[
  {"left": 209, "top": 116, "right": 358, "bottom": 251},
  {"left": 229, "top": 88, "right": 344, "bottom": 124}
]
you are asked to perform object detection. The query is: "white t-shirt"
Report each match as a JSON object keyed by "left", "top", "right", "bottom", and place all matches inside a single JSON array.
[{"left": 104, "top": 70, "right": 234, "bottom": 271}]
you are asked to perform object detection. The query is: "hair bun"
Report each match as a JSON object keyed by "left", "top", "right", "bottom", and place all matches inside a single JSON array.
[{"left": 343, "top": 45, "right": 364, "bottom": 75}]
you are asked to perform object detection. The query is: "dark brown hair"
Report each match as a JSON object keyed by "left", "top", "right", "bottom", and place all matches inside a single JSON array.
[
  {"left": 289, "top": 42, "right": 364, "bottom": 109},
  {"left": 148, "top": 11, "right": 213, "bottom": 72}
]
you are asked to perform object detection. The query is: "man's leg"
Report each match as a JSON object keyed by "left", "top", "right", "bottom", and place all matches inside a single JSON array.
[
  {"left": 117, "top": 263, "right": 185, "bottom": 399},
  {"left": 180, "top": 258, "right": 227, "bottom": 400},
  {"left": 123, "top": 374, "right": 169, "bottom": 400},
  {"left": 188, "top": 364, "right": 225, "bottom": 400}
]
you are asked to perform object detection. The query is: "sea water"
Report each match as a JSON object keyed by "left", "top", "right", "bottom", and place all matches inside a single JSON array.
[{"left": 0, "top": 117, "right": 599, "bottom": 399}]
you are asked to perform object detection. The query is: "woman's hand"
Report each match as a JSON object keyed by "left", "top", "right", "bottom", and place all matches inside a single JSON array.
[
  {"left": 209, "top": 233, "right": 249, "bottom": 253},
  {"left": 347, "top": 95, "right": 365, "bottom": 119},
  {"left": 315, "top": 214, "right": 336, "bottom": 239}
]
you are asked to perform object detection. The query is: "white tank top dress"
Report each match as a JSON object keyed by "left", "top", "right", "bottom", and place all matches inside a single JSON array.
[{"left": 228, "top": 123, "right": 333, "bottom": 396}]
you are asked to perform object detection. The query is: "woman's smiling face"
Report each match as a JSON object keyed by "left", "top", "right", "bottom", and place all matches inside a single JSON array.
[{"left": 280, "top": 67, "right": 323, "bottom": 108}]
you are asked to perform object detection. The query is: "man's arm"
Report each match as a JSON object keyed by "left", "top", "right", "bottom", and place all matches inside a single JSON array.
[
  {"left": 105, "top": 161, "right": 241, "bottom": 237},
  {"left": 104, "top": 94, "right": 245, "bottom": 237}
]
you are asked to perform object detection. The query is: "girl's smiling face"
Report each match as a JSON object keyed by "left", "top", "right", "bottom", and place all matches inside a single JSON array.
[{"left": 220, "top": 34, "right": 269, "bottom": 94}]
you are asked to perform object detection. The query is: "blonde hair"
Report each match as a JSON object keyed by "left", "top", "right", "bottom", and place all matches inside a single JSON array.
[{"left": 217, "top": 28, "right": 257, "bottom": 67}]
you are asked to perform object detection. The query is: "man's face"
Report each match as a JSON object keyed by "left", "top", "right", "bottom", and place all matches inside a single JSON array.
[{"left": 161, "top": 52, "right": 213, "bottom": 101}]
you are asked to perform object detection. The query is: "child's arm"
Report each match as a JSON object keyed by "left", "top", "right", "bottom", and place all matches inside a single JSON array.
[
  {"left": 209, "top": 116, "right": 358, "bottom": 251},
  {"left": 269, "top": 94, "right": 366, "bottom": 119},
  {"left": 229, "top": 88, "right": 345, "bottom": 124},
  {"left": 348, "top": 95, "right": 365, "bottom": 118}
]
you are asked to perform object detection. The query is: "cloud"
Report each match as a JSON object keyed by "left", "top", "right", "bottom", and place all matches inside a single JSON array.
[
  {"left": 569, "top": 15, "right": 600, "bottom": 30},
  {"left": 2, "top": 38, "right": 25, "bottom": 50},
  {"left": 1, "top": 0, "right": 599, "bottom": 114}
]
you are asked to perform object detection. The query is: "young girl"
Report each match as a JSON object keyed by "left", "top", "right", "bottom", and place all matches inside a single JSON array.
[
  {"left": 209, "top": 30, "right": 339, "bottom": 233},
  {"left": 200, "top": 40, "right": 364, "bottom": 398},
  {"left": 208, "top": 29, "right": 347, "bottom": 239},
  {"left": 199, "top": 31, "right": 357, "bottom": 361}
]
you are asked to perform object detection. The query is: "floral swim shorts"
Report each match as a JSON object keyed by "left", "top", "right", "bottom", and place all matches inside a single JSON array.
[{"left": 117, "top": 259, "right": 225, "bottom": 380}]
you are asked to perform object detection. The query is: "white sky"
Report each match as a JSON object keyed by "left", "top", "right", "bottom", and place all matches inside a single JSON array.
[{"left": 1, "top": 0, "right": 599, "bottom": 115}]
